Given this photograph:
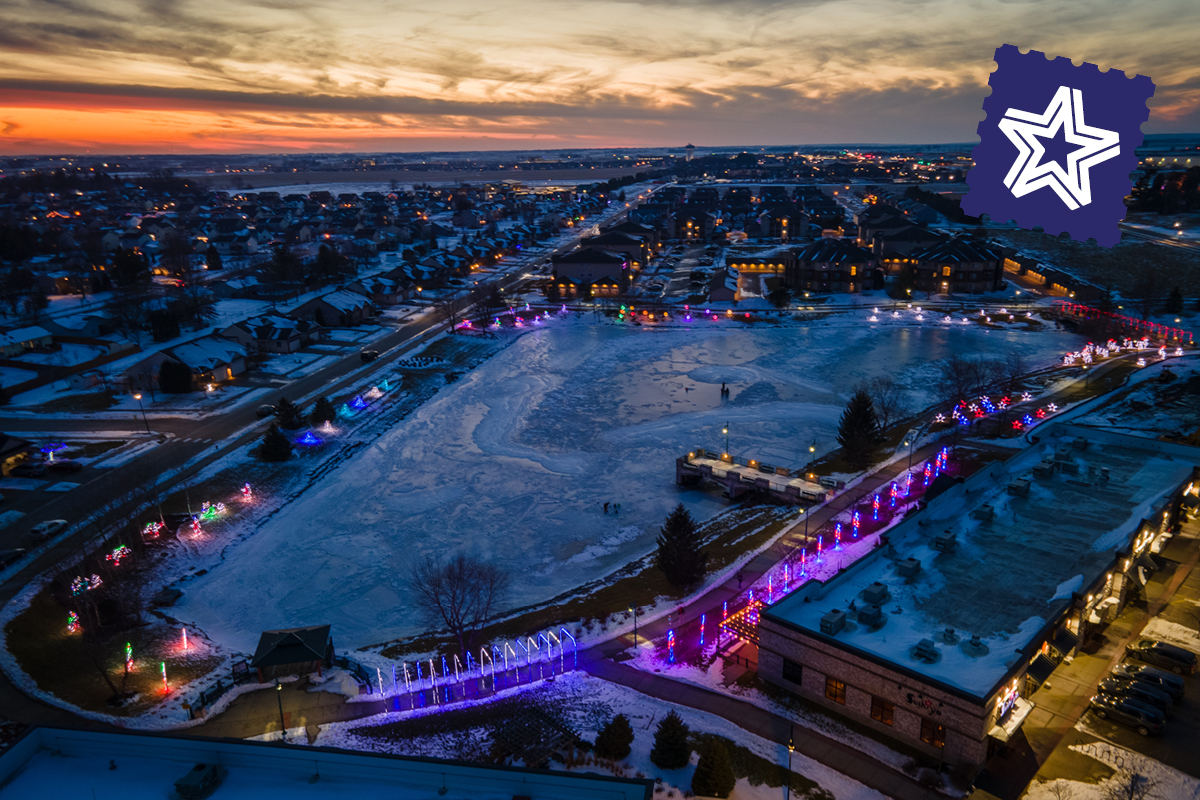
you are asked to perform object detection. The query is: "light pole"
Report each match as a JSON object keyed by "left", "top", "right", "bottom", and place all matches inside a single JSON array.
[
  {"left": 1083, "top": 364, "right": 1090, "bottom": 388},
  {"left": 276, "top": 680, "right": 287, "bottom": 741},
  {"left": 808, "top": 441, "right": 816, "bottom": 478},
  {"left": 904, "top": 439, "right": 914, "bottom": 472},
  {"left": 785, "top": 728, "right": 795, "bottom": 800},
  {"left": 630, "top": 605, "right": 638, "bottom": 646},
  {"left": 133, "top": 394, "right": 151, "bottom": 434},
  {"left": 723, "top": 423, "right": 729, "bottom": 457}
]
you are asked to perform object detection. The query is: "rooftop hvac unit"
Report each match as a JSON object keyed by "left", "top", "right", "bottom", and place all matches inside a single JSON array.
[
  {"left": 961, "top": 635, "right": 989, "bottom": 657},
  {"left": 971, "top": 503, "right": 995, "bottom": 521},
  {"left": 913, "top": 638, "right": 939, "bottom": 662},
  {"left": 820, "top": 609, "right": 847, "bottom": 636},
  {"left": 1073, "top": 437, "right": 1089, "bottom": 450},
  {"left": 1099, "top": 468, "right": 1110, "bottom": 483},
  {"left": 898, "top": 557, "right": 922, "bottom": 578},
  {"left": 1032, "top": 461, "right": 1056, "bottom": 479},
  {"left": 933, "top": 530, "right": 957, "bottom": 552},
  {"left": 1054, "top": 445, "right": 1073, "bottom": 462},
  {"left": 1060, "top": 460, "right": 1080, "bottom": 476},
  {"left": 1007, "top": 478, "right": 1031, "bottom": 496},
  {"left": 862, "top": 581, "right": 890, "bottom": 605},
  {"left": 858, "top": 604, "right": 883, "bottom": 627},
  {"left": 942, "top": 627, "right": 959, "bottom": 644}
]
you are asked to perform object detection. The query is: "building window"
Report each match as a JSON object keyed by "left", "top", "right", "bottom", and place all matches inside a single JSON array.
[
  {"left": 782, "top": 659, "right": 803, "bottom": 685},
  {"left": 850, "top": 265, "right": 857, "bottom": 276},
  {"left": 871, "top": 696, "right": 894, "bottom": 726},
  {"left": 942, "top": 266, "right": 952, "bottom": 277},
  {"left": 920, "top": 718, "right": 945, "bottom": 748},
  {"left": 825, "top": 677, "right": 846, "bottom": 704}
]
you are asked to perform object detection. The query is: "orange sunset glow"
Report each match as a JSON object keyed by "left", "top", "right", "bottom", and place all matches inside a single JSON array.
[{"left": 1, "top": 0, "right": 1199, "bottom": 153}]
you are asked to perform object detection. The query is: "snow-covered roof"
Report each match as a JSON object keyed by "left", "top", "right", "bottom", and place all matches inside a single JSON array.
[
  {"left": 316, "top": 289, "right": 373, "bottom": 313},
  {"left": 0, "top": 326, "right": 52, "bottom": 346},
  {"left": 765, "top": 423, "right": 1196, "bottom": 698},
  {"left": 168, "top": 336, "right": 246, "bottom": 371}
]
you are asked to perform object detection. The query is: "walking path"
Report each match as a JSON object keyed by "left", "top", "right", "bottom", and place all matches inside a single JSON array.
[{"left": 587, "top": 659, "right": 941, "bottom": 800}]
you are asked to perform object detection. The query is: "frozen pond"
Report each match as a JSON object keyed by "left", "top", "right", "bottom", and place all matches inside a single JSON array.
[{"left": 177, "top": 318, "right": 1081, "bottom": 650}]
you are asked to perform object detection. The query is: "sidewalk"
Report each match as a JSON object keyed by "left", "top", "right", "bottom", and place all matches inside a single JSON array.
[{"left": 586, "top": 660, "right": 941, "bottom": 800}]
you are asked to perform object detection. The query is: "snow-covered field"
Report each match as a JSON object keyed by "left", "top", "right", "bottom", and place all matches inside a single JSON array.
[{"left": 174, "top": 314, "right": 1081, "bottom": 651}]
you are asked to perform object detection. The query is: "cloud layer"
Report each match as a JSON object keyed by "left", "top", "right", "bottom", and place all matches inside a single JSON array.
[{"left": 1, "top": 0, "right": 1197, "bottom": 153}]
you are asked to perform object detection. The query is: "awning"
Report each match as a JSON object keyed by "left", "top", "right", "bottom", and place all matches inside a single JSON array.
[
  {"left": 1027, "top": 654, "right": 1057, "bottom": 685},
  {"left": 1052, "top": 628, "right": 1080, "bottom": 655},
  {"left": 989, "top": 697, "right": 1035, "bottom": 742}
]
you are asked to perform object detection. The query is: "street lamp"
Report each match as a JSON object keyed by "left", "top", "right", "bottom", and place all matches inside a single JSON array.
[
  {"left": 722, "top": 423, "right": 729, "bottom": 456},
  {"left": 133, "top": 394, "right": 151, "bottom": 434},
  {"left": 785, "top": 728, "right": 795, "bottom": 800},
  {"left": 1083, "top": 364, "right": 1090, "bottom": 388},
  {"left": 630, "top": 605, "right": 638, "bottom": 646},
  {"left": 275, "top": 680, "right": 287, "bottom": 741},
  {"left": 904, "top": 439, "right": 914, "bottom": 471}
]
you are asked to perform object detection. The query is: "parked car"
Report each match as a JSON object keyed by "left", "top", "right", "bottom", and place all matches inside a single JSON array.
[
  {"left": 9, "top": 462, "right": 46, "bottom": 478},
  {"left": 1097, "top": 677, "right": 1172, "bottom": 713},
  {"left": 0, "top": 548, "right": 26, "bottom": 569},
  {"left": 256, "top": 405, "right": 278, "bottom": 419},
  {"left": 1111, "top": 663, "right": 1186, "bottom": 703},
  {"left": 1088, "top": 694, "right": 1165, "bottom": 736},
  {"left": 47, "top": 460, "right": 83, "bottom": 474},
  {"left": 1126, "top": 639, "right": 1197, "bottom": 675},
  {"left": 29, "top": 519, "right": 67, "bottom": 540},
  {"left": 360, "top": 350, "right": 380, "bottom": 362}
]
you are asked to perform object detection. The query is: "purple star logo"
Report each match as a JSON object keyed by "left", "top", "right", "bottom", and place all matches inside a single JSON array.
[{"left": 961, "top": 45, "right": 1154, "bottom": 247}]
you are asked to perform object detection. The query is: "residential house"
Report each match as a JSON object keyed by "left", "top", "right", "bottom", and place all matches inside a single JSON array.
[
  {"left": 788, "top": 239, "right": 875, "bottom": 294},
  {"left": 551, "top": 247, "right": 630, "bottom": 297},
  {"left": 347, "top": 277, "right": 406, "bottom": 306},
  {"left": 0, "top": 326, "right": 53, "bottom": 357},
  {"left": 222, "top": 315, "right": 321, "bottom": 355},
  {"left": 910, "top": 239, "right": 1006, "bottom": 294},
  {"left": 289, "top": 290, "right": 375, "bottom": 327}
]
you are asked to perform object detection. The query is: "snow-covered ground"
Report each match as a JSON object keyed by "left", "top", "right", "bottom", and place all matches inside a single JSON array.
[
  {"left": 174, "top": 313, "right": 1082, "bottom": 651},
  {"left": 307, "top": 671, "right": 886, "bottom": 800},
  {"left": 1024, "top": 741, "right": 1200, "bottom": 800}
]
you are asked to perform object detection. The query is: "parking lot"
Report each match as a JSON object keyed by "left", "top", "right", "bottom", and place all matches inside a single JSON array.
[{"left": 976, "top": 519, "right": 1200, "bottom": 799}]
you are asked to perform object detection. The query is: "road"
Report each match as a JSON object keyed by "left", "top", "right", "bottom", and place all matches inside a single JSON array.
[{"left": 1119, "top": 222, "right": 1200, "bottom": 251}]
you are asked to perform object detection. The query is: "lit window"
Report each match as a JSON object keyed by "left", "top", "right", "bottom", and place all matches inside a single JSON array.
[
  {"left": 920, "top": 718, "right": 945, "bottom": 748},
  {"left": 871, "top": 696, "right": 894, "bottom": 726},
  {"left": 825, "top": 677, "right": 846, "bottom": 704}
]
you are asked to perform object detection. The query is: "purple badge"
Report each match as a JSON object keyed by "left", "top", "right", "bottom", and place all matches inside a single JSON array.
[{"left": 961, "top": 45, "right": 1154, "bottom": 247}]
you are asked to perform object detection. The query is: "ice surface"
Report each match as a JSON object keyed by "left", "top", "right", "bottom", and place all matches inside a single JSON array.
[{"left": 175, "top": 319, "right": 1079, "bottom": 651}]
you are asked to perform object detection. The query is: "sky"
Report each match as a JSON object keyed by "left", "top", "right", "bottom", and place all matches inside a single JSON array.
[{"left": 1, "top": 0, "right": 1198, "bottom": 155}]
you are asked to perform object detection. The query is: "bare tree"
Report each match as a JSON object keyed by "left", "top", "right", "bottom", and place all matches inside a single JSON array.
[
  {"left": 1131, "top": 266, "right": 1163, "bottom": 322},
  {"left": 1044, "top": 779, "right": 1074, "bottom": 800},
  {"left": 1000, "top": 351, "right": 1028, "bottom": 393},
  {"left": 435, "top": 293, "right": 469, "bottom": 331},
  {"left": 409, "top": 554, "right": 510, "bottom": 655},
  {"left": 866, "top": 376, "right": 908, "bottom": 431},
  {"left": 1104, "top": 771, "right": 1157, "bottom": 800},
  {"left": 935, "top": 355, "right": 993, "bottom": 407}
]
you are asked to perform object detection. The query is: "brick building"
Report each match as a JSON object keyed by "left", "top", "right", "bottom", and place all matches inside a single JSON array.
[
  {"left": 757, "top": 424, "right": 1196, "bottom": 776},
  {"left": 788, "top": 239, "right": 875, "bottom": 293}
]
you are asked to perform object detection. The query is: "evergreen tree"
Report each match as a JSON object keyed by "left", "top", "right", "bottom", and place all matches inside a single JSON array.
[
  {"left": 650, "top": 710, "right": 691, "bottom": 770},
  {"left": 654, "top": 504, "right": 708, "bottom": 587},
  {"left": 148, "top": 308, "right": 181, "bottom": 342},
  {"left": 111, "top": 247, "right": 149, "bottom": 287},
  {"left": 1098, "top": 284, "right": 1115, "bottom": 312},
  {"left": 157, "top": 359, "right": 193, "bottom": 394},
  {"left": 309, "top": 396, "right": 337, "bottom": 425},
  {"left": 1165, "top": 285, "right": 1184, "bottom": 314},
  {"left": 205, "top": 244, "right": 223, "bottom": 271},
  {"left": 836, "top": 388, "right": 882, "bottom": 470},
  {"left": 259, "top": 422, "right": 293, "bottom": 462},
  {"left": 691, "top": 738, "right": 736, "bottom": 798},
  {"left": 275, "top": 397, "right": 305, "bottom": 429},
  {"left": 594, "top": 714, "right": 635, "bottom": 761}
]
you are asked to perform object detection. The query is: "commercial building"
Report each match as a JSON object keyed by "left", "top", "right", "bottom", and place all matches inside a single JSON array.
[
  {"left": 758, "top": 423, "right": 1197, "bottom": 775},
  {"left": 0, "top": 728, "right": 653, "bottom": 800}
]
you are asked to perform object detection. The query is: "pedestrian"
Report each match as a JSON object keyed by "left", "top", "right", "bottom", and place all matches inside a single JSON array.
[
  {"left": 737, "top": 572, "right": 743, "bottom": 588},
  {"left": 603, "top": 502, "right": 609, "bottom": 514},
  {"left": 721, "top": 382, "right": 726, "bottom": 392},
  {"left": 616, "top": 503, "right": 621, "bottom": 515}
]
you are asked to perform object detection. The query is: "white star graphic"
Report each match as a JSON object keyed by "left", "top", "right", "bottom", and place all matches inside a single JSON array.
[{"left": 998, "top": 85, "right": 1120, "bottom": 209}]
